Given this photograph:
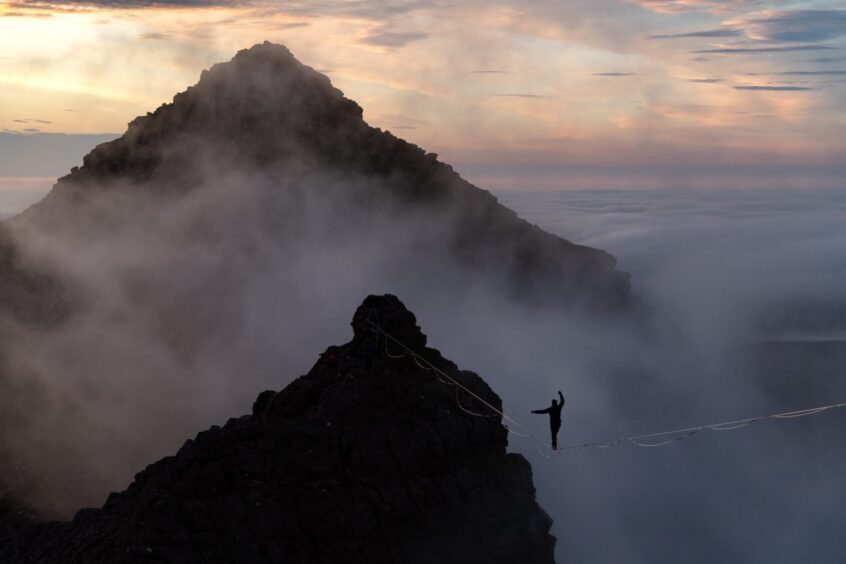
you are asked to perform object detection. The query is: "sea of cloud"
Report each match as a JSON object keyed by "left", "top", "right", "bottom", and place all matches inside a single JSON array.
[
  {"left": 2, "top": 178, "right": 846, "bottom": 563},
  {"left": 488, "top": 188, "right": 846, "bottom": 564}
]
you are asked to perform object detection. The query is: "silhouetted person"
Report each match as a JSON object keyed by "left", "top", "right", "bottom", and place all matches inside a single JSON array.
[{"left": 531, "top": 391, "right": 565, "bottom": 449}]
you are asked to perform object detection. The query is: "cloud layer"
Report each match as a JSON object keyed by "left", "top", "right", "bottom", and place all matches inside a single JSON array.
[{"left": 495, "top": 188, "right": 846, "bottom": 562}]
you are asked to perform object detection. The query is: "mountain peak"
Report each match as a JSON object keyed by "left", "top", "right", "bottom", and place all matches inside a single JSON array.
[
  {"left": 25, "top": 44, "right": 632, "bottom": 310},
  {"left": 0, "top": 295, "right": 556, "bottom": 563},
  {"left": 59, "top": 41, "right": 364, "bottom": 190},
  {"left": 351, "top": 294, "right": 427, "bottom": 348}
]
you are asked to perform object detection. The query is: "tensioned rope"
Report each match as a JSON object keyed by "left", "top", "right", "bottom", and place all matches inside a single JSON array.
[
  {"left": 556, "top": 402, "right": 846, "bottom": 453},
  {"left": 367, "top": 317, "right": 846, "bottom": 456},
  {"left": 369, "top": 317, "right": 547, "bottom": 449}
]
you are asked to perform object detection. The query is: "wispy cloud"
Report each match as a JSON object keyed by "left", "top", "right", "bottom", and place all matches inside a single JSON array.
[
  {"left": 7, "top": 0, "right": 239, "bottom": 6},
  {"left": 490, "top": 93, "right": 550, "bottom": 98},
  {"left": 730, "top": 10, "right": 846, "bottom": 43},
  {"left": 625, "top": 0, "right": 756, "bottom": 14},
  {"left": 138, "top": 31, "right": 168, "bottom": 40},
  {"left": 687, "top": 78, "right": 723, "bottom": 83},
  {"left": 277, "top": 21, "right": 310, "bottom": 29},
  {"left": 358, "top": 30, "right": 428, "bottom": 48},
  {"left": 273, "top": 0, "right": 444, "bottom": 20},
  {"left": 649, "top": 28, "right": 741, "bottom": 39},
  {"left": 746, "top": 70, "right": 846, "bottom": 76},
  {"left": 0, "top": 9, "right": 52, "bottom": 17},
  {"left": 692, "top": 45, "right": 838, "bottom": 54},
  {"left": 592, "top": 72, "right": 638, "bottom": 77},
  {"left": 802, "top": 57, "right": 846, "bottom": 64},
  {"left": 12, "top": 118, "right": 54, "bottom": 125},
  {"left": 734, "top": 85, "right": 816, "bottom": 91}
]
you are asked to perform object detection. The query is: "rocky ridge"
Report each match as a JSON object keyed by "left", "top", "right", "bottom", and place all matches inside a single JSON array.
[{"left": 0, "top": 295, "right": 556, "bottom": 563}]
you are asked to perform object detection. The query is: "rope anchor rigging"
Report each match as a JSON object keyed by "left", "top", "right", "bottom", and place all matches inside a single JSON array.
[{"left": 366, "top": 316, "right": 846, "bottom": 457}]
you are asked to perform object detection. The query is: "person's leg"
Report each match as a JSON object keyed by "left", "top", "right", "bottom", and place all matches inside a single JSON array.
[{"left": 551, "top": 422, "right": 561, "bottom": 449}]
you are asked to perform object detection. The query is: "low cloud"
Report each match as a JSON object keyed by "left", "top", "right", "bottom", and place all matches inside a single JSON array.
[
  {"left": 734, "top": 85, "right": 815, "bottom": 91},
  {"left": 448, "top": 140, "right": 846, "bottom": 191},
  {"left": 593, "top": 72, "right": 638, "bottom": 77},
  {"left": 494, "top": 188, "right": 846, "bottom": 564}
]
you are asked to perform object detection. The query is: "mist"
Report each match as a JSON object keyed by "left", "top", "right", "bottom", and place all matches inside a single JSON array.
[
  {"left": 5, "top": 175, "right": 846, "bottom": 562},
  {"left": 1, "top": 163, "right": 512, "bottom": 515},
  {"left": 1, "top": 53, "right": 845, "bottom": 561},
  {"left": 482, "top": 189, "right": 846, "bottom": 563}
]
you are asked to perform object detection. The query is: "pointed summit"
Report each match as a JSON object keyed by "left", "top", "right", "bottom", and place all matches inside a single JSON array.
[
  {"left": 22, "top": 42, "right": 632, "bottom": 309},
  {"left": 49, "top": 42, "right": 364, "bottom": 190}
]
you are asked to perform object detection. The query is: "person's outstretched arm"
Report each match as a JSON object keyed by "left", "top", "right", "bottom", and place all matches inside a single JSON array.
[
  {"left": 531, "top": 407, "right": 552, "bottom": 414},
  {"left": 558, "top": 391, "right": 565, "bottom": 404}
]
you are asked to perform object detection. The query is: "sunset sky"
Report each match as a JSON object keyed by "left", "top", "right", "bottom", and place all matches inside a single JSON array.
[{"left": 1, "top": 0, "right": 845, "bottom": 191}]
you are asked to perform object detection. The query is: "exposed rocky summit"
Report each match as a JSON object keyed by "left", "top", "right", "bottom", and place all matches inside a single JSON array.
[{"left": 0, "top": 295, "right": 556, "bottom": 563}]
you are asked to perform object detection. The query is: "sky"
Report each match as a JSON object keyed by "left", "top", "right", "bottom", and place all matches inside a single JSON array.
[
  {"left": 0, "top": 4, "right": 845, "bottom": 558},
  {"left": 1, "top": 0, "right": 845, "bottom": 191}
]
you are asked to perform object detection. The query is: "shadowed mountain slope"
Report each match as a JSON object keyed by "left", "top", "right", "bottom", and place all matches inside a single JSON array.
[{"left": 0, "top": 295, "right": 556, "bottom": 564}]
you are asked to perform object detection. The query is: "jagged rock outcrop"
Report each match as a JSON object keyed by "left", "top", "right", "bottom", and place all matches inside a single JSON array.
[{"left": 0, "top": 295, "right": 556, "bottom": 563}]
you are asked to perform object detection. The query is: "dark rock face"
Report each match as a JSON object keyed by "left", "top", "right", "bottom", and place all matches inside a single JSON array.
[{"left": 0, "top": 295, "right": 556, "bottom": 563}]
